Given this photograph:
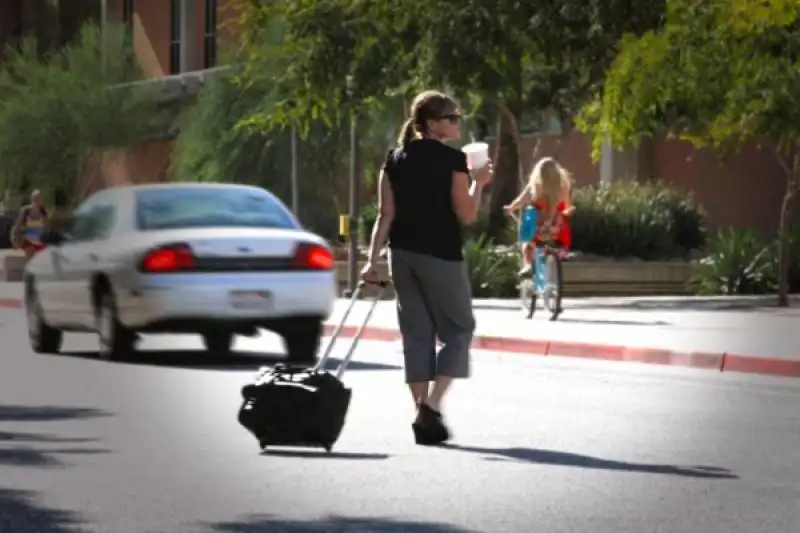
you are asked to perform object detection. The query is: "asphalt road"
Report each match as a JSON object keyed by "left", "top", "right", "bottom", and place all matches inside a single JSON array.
[{"left": 1, "top": 308, "right": 799, "bottom": 533}]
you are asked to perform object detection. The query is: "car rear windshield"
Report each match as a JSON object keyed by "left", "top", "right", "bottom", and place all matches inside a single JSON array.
[{"left": 135, "top": 187, "right": 297, "bottom": 231}]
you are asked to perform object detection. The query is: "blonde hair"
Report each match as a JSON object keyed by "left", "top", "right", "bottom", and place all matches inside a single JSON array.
[{"left": 529, "top": 157, "right": 572, "bottom": 216}]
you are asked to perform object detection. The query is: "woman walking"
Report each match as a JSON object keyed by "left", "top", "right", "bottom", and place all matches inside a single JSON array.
[{"left": 361, "top": 90, "right": 493, "bottom": 445}]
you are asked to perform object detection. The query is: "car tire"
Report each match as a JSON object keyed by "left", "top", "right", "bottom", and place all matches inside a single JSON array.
[
  {"left": 26, "top": 282, "right": 63, "bottom": 354},
  {"left": 201, "top": 330, "right": 234, "bottom": 356},
  {"left": 282, "top": 318, "right": 323, "bottom": 366},
  {"left": 96, "top": 288, "right": 135, "bottom": 361}
]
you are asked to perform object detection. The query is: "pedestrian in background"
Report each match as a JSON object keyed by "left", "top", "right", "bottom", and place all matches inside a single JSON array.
[
  {"left": 13, "top": 189, "right": 49, "bottom": 258},
  {"left": 361, "top": 90, "right": 493, "bottom": 445}
]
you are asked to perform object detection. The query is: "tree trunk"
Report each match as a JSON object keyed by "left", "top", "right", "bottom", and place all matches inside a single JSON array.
[
  {"left": 776, "top": 150, "right": 798, "bottom": 307},
  {"left": 487, "top": 101, "right": 523, "bottom": 242}
]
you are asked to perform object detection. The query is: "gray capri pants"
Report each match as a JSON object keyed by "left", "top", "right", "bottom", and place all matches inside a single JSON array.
[{"left": 389, "top": 248, "right": 476, "bottom": 383}]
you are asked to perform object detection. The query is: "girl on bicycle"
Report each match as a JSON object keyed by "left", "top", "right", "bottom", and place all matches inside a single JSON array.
[{"left": 504, "top": 157, "right": 575, "bottom": 278}]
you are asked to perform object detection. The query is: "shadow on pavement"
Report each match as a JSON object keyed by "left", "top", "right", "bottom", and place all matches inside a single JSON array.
[
  {"left": 58, "top": 350, "right": 401, "bottom": 372},
  {"left": 478, "top": 296, "right": 799, "bottom": 313},
  {"left": 445, "top": 444, "right": 738, "bottom": 479},
  {"left": 206, "top": 514, "right": 474, "bottom": 532},
  {"left": 0, "top": 489, "right": 89, "bottom": 533},
  {"left": 556, "top": 317, "right": 671, "bottom": 326},
  {"left": 0, "top": 405, "right": 110, "bottom": 423},
  {"left": 0, "top": 431, "right": 97, "bottom": 443},
  {"left": 0, "top": 404, "right": 113, "bottom": 468},
  {"left": 260, "top": 449, "right": 390, "bottom": 460},
  {"left": 0, "top": 446, "right": 110, "bottom": 468}
]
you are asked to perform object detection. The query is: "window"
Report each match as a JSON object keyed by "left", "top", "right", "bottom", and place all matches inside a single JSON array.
[
  {"left": 203, "top": 0, "right": 217, "bottom": 68},
  {"left": 69, "top": 205, "right": 116, "bottom": 242},
  {"left": 122, "top": 0, "right": 134, "bottom": 29},
  {"left": 169, "top": 0, "right": 181, "bottom": 74},
  {"left": 135, "top": 187, "right": 298, "bottom": 231},
  {"left": 66, "top": 192, "right": 118, "bottom": 242}
]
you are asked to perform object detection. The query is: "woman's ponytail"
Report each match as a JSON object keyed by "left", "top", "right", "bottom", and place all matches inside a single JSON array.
[{"left": 397, "top": 118, "right": 416, "bottom": 146}]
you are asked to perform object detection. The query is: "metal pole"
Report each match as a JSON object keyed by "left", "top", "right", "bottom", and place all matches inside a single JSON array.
[
  {"left": 345, "top": 114, "right": 360, "bottom": 297},
  {"left": 290, "top": 126, "right": 299, "bottom": 214},
  {"left": 100, "top": 0, "right": 108, "bottom": 75}
]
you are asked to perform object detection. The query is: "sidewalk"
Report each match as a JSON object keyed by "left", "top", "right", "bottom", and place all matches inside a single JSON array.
[
  {"left": 1, "top": 281, "right": 798, "bottom": 378},
  {"left": 323, "top": 295, "right": 800, "bottom": 378}
]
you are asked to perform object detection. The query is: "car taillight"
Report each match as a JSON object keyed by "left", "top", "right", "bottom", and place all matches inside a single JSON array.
[
  {"left": 293, "top": 243, "right": 334, "bottom": 270},
  {"left": 140, "top": 243, "right": 195, "bottom": 273}
]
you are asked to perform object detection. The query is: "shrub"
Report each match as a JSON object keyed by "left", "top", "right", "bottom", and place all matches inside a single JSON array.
[
  {"left": 463, "top": 202, "right": 516, "bottom": 245},
  {"left": 463, "top": 236, "right": 519, "bottom": 298},
  {"left": 689, "top": 225, "right": 800, "bottom": 296},
  {"left": 689, "top": 228, "right": 778, "bottom": 295},
  {"left": 570, "top": 180, "right": 708, "bottom": 260},
  {"left": 173, "top": 63, "right": 345, "bottom": 240},
  {"left": 0, "top": 23, "right": 162, "bottom": 202},
  {"left": 359, "top": 201, "right": 378, "bottom": 243}
]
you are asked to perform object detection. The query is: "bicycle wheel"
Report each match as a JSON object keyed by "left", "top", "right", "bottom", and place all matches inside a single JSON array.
[{"left": 544, "top": 250, "right": 564, "bottom": 321}]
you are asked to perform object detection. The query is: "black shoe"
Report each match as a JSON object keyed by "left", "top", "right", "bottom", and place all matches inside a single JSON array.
[{"left": 412, "top": 403, "right": 450, "bottom": 445}]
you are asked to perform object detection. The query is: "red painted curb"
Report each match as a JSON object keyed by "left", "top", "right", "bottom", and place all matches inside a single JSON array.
[
  {"left": 323, "top": 324, "right": 799, "bottom": 379},
  {"left": 722, "top": 354, "right": 800, "bottom": 377},
  {"left": 3, "top": 298, "right": 797, "bottom": 378},
  {"left": 0, "top": 298, "right": 21, "bottom": 309}
]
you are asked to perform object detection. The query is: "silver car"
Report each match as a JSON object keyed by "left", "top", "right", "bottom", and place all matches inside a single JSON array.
[{"left": 23, "top": 183, "right": 337, "bottom": 363}]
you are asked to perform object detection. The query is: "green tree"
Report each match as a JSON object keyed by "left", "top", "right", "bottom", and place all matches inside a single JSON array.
[
  {"left": 172, "top": 62, "right": 348, "bottom": 238},
  {"left": 235, "top": 0, "right": 665, "bottom": 237},
  {"left": 578, "top": 0, "right": 800, "bottom": 306},
  {"left": 0, "top": 23, "right": 163, "bottom": 204}
]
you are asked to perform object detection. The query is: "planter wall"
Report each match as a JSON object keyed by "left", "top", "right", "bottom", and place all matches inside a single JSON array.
[
  {"left": 0, "top": 250, "right": 27, "bottom": 282},
  {"left": 2, "top": 250, "right": 694, "bottom": 298},
  {"left": 335, "top": 259, "right": 695, "bottom": 299},
  {"left": 561, "top": 261, "right": 694, "bottom": 297}
]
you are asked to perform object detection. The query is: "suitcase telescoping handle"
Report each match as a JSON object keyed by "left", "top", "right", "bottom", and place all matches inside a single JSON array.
[{"left": 315, "top": 279, "right": 391, "bottom": 379}]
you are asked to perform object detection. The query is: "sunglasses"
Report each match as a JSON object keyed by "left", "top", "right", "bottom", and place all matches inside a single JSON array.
[{"left": 438, "top": 114, "right": 462, "bottom": 124}]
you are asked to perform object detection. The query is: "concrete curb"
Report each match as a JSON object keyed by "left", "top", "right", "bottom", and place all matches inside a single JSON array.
[
  {"left": 320, "top": 324, "right": 800, "bottom": 379},
  {"left": 1, "top": 297, "right": 796, "bottom": 379}
]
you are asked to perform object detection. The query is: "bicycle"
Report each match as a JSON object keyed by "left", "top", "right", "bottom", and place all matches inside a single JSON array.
[{"left": 510, "top": 207, "right": 566, "bottom": 321}]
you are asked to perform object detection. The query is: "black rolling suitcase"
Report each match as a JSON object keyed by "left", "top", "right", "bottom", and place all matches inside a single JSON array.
[{"left": 237, "top": 280, "right": 389, "bottom": 453}]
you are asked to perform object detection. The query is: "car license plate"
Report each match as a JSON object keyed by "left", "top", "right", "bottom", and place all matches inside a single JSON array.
[{"left": 229, "top": 290, "right": 272, "bottom": 309}]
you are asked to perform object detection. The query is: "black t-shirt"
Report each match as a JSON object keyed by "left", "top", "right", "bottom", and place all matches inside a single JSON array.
[{"left": 383, "top": 138, "right": 469, "bottom": 262}]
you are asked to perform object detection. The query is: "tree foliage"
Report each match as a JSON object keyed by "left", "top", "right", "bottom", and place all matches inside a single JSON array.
[
  {"left": 173, "top": 62, "right": 347, "bottom": 238},
  {"left": 0, "top": 23, "right": 163, "bottom": 203},
  {"left": 578, "top": 0, "right": 800, "bottom": 305},
  {"left": 235, "top": 0, "right": 665, "bottom": 238}
]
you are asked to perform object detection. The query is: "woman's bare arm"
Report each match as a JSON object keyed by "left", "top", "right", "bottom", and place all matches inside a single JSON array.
[
  {"left": 366, "top": 169, "right": 395, "bottom": 263},
  {"left": 506, "top": 183, "right": 532, "bottom": 210},
  {"left": 451, "top": 171, "right": 487, "bottom": 225}
]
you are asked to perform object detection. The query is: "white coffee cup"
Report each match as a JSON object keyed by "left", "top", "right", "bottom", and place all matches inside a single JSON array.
[{"left": 462, "top": 142, "right": 490, "bottom": 169}]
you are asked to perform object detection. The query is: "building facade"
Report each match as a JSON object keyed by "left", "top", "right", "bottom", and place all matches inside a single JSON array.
[
  {"left": 0, "top": 0, "right": 242, "bottom": 192},
  {"left": 0, "top": 2, "right": 792, "bottom": 236}
]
